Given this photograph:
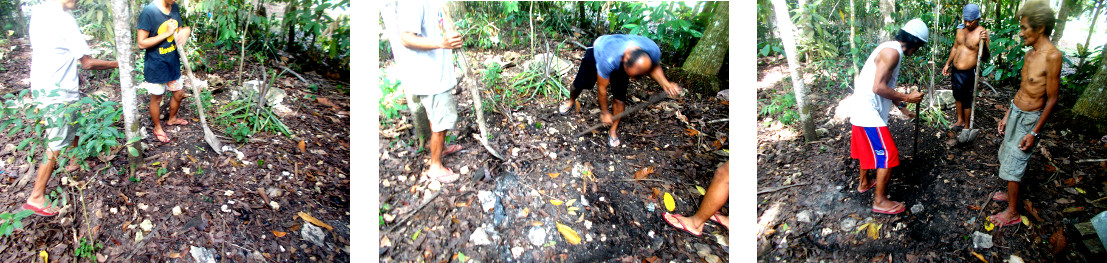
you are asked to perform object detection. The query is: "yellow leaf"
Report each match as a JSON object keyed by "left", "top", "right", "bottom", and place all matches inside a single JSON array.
[
  {"left": 272, "top": 230, "right": 287, "bottom": 237},
  {"left": 856, "top": 223, "right": 881, "bottom": 240},
  {"left": 167, "top": 252, "right": 183, "bottom": 258},
  {"left": 984, "top": 221, "right": 995, "bottom": 231},
  {"left": 550, "top": 199, "right": 563, "bottom": 206},
  {"left": 1075, "top": 187, "right": 1086, "bottom": 194},
  {"left": 1021, "top": 215, "right": 1031, "bottom": 227},
  {"left": 696, "top": 186, "right": 706, "bottom": 195},
  {"left": 566, "top": 199, "right": 576, "bottom": 206},
  {"left": 663, "top": 193, "right": 676, "bottom": 212},
  {"left": 549, "top": 173, "right": 560, "bottom": 178},
  {"left": 297, "top": 211, "right": 334, "bottom": 231},
  {"left": 556, "top": 222, "right": 582, "bottom": 245},
  {"left": 567, "top": 207, "right": 580, "bottom": 212},
  {"left": 39, "top": 250, "right": 48, "bottom": 263}
]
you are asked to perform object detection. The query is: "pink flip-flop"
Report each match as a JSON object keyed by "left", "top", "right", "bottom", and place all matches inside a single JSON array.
[
  {"left": 988, "top": 214, "right": 1022, "bottom": 227},
  {"left": 22, "top": 202, "right": 59, "bottom": 217},
  {"left": 709, "top": 212, "right": 728, "bottom": 229},
  {"left": 872, "top": 202, "right": 906, "bottom": 215},
  {"left": 663, "top": 212, "right": 703, "bottom": 237},
  {"left": 858, "top": 183, "right": 875, "bottom": 193},
  {"left": 428, "top": 168, "right": 458, "bottom": 183},
  {"left": 991, "top": 192, "right": 1008, "bottom": 202},
  {"left": 443, "top": 144, "right": 463, "bottom": 156}
]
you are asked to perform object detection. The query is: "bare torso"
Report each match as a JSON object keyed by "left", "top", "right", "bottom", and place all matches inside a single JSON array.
[
  {"left": 1014, "top": 42, "right": 1061, "bottom": 112},
  {"left": 953, "top": 26, "right": 987, "bottom": 70}
]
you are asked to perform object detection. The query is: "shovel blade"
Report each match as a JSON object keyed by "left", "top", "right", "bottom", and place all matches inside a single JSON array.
[{"left": 957, "top": 129, "right": 981, "bottom": 143}]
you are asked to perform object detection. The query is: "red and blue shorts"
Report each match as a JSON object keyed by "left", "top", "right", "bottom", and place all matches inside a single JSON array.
[{"left": 850, "top": 125, "right": 900, "bottom": 169}]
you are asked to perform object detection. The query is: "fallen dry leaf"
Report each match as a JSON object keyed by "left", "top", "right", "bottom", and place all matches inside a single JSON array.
[
  {"left": 298, "top": 140, "right": 306, "bottom": 153},
  {"left": 556, "top": 222, "right": 582, "bottom": 245},
  {"left": 684, "top": 128, "right": 700, "bottom": 137},
  {"left": 696, "top": 185, "right": 706, "bottom": 196},
  {"left": 297, "top": 212, "right": 334, "bottom": 230},
  {"left": 1050, "top": 227, "right": 1067, "bottom": 254},
  {"left": 970, "top": 250, "right": 988, "bottom": 263},
  {"left": 550, "top": 199, "right": 563, "bottom": 206},
  {"left": 272, "top": 231, "right": 287, "bottom": 237},
  {"left": 167, "top": 252, "right": 183, "bottom": 258},
  {"left": 857, "top": 222, "right": 881, "bottom": 240},
  {"left": 548, "top": 173, "right": 559, "bottom": 178},
  {"left": 633, "top": 166, "right": 655, "bottom": 180}
]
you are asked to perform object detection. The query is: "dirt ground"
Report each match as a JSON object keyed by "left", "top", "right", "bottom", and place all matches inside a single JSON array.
[
  {"left": 378, "top": 48, "right": 730, "bottom": 262},
  {"left": 756, "top": 57, "right": 1107, "bottom": 262},
  {"left": 0, "top": 38, "right": 350, "bottom": 262}
]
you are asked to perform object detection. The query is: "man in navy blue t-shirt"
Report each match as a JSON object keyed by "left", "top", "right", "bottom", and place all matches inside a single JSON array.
[
  {"left": 136, "top": 0, "right": 192, "bottom": 143},
  {"left": 557, "top": 34, "right": 684, "bottom": 148}
]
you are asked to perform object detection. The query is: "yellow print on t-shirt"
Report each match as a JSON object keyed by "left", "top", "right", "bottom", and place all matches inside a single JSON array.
[{"left": 157, "top": 19, "right": 177, "bottom": 54}]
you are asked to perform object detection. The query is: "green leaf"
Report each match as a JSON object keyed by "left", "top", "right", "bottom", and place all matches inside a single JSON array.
[{"left": 128, "top": 146, "right": 139, "bottom": 157}]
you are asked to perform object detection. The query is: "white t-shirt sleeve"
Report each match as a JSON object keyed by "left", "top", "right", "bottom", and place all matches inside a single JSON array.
[
  {"left": 62, "top": 16, "right": 91, "bottom": 61},
  {"left": 397, "top": 2, "right": 424, "bottom": 36}
]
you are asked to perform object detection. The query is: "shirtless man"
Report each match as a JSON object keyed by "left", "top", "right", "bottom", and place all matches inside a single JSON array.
[
  {"left": 942, "top": 3, "right": 990, "bottom": 130},
  {"left": 988, "top": 0, "right": 1061, "bottom": 227}
]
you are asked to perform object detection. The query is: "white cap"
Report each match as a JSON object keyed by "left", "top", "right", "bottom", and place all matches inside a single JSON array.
[{"left": 901, "top": 18, "right": 929, "bottom": 43}]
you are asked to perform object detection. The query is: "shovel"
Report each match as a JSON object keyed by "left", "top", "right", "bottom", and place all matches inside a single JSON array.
[
  {"left": 174, "top": 39, "right": 224, "bottom": 153},
  {"left": 957, "top": 38, "right": 986, "bottom": 143},
  {"left": 573, "top": 92, "right": 670, "bottom": 138}
]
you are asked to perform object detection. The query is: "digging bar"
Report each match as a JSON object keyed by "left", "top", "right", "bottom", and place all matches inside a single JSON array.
[
  {"left": 174, "top": 38, "right": 224, "bottom": 153},
  {"left": 573, "top": 92, "right": 670, "bottom": 138}
]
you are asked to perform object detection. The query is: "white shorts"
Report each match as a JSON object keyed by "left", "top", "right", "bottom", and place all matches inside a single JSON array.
[{"left": 141, "top": 79, "right": 183, "bottom": 96}]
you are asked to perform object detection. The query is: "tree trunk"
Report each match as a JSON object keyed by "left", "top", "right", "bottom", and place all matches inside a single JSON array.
[
  {"left": 849, "top": 0, "right": 858, "bottom": 74},
  {"left": 1073, "top": 47, "right": 1107, "bottom": 124},
  {"left": 930, "top": 0, "right": 939, "bottom": 108},
  {"left": 284, "top": 1, "right": 297, "bottom": 52},
  {"left": 879, "top": 0, "right": 896, "bottom": 40},
  {"left": 682, "top": 1, "right": 728, "bottom": 80},
  {"left": 111, "top": 0, "right": 143, "bottom": 165},
  {"left": 1053, "top": 0, "right": 1076, "bottom": 42},
  {"left": 1080, "top": 0, "right": 1103, "bottom": 68},
  {"left": 577, "top": 1, "right": 586, "bottom": 31},
  {"left": 771, "top": 0, "right": 817, "bottom": 141}
]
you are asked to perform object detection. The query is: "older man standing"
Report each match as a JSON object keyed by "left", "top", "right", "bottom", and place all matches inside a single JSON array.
[
  {"left": 942, "top": 3, "right": 990, "bottom": 130},
  {"left": 24, "top": 0, "right": 119, "bottom": 216}
]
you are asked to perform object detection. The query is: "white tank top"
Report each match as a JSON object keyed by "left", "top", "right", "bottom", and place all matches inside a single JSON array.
[{"left": 849, "top": 41, "right": 904, "bottom": 127}]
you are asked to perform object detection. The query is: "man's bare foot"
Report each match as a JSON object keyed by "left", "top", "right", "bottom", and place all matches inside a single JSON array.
[
  {"left": 710, "top": 213, "right": 729, "bottom": 229},
  {"left": 166, "top": 118, "right": 190, "bottom": 126},
  {"left": 857, "top": 180, "right": 874, "bottom": 193},
  {"left": 558, "top": 100, "right": 574, "bottom": 115},
  {"left": 989, "top": 209, "right": 1021, "bottom": 227},
  {"left": 663, "top": 213, "right": 704, "bottom": 236},
  {"left": 872, "top": 200, "right": 905, "bottom": 214}
]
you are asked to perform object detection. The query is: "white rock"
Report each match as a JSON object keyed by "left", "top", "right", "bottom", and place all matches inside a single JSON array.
[
  {"left": 796, "top": 210, "right": 813, "bottom": 223},
  {"left": 511, "top": 246, "right": 524, "bottom": 259},
  {"left": 460, "top": 166, "right": 469, "bottom": 175},
  {"left": 190, "top": 246, "right": 217, "bottom": 263},
  {"left": 469, "top": 228, "right": 492, "bottom": 246},
  {"left": 110, "top": 208, "right": 118, "bottom": 214},
  {"left": 224, "top": 190, "right": 234, "bottom": 196},
  {"left": 301, "top": 223, "right": 327, "bottom": 247},
  {"left": 139, "top": 219, "right": 153, "bottom": 232},
  {"left": 269, "top": 201, "right": 280, "bottom": 210},
  {"left": 911, "top": 204, "right": 924, "bottom": 214},
  {"left": 527, "top": 227, "right": 546, "bottom": 246},
  {"left": 221, "top": 205, "right": 231, "bottom": 213},
  {"left": 973, "top": 231, "right": 993, "bottom": 249},
  {"left": 172, "top": 206, "right": 182, "bottom": 216},
  {"left": 1009, "top": 255, "right": 1024, "bottom": 263},
  {"left": 477, "top": 191, "right": 496, "bottom": 212},
  {"left": 138, "top": 203, "right": 149, "bottom": 211}
]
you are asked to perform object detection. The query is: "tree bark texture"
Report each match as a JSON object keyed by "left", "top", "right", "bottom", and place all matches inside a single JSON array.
[
  {"left": 111, "top": 0, "right": 143, "bottom": 164},
  {"left": 1073, "top": 47, "right": 1107, "bottom": 122},
  {"left": 771, "top": 0, "right": 817, "bottom": 141},
  {"left": 682, "top": 1, "right": 728, "bottom": 79}
]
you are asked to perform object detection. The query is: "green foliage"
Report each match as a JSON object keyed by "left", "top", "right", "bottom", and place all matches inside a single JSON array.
[
  {"left": 0, "top": 209, "right": 33, "bottom": 236},
  {"left": 227, "top": 122, "right": 252, "bottom": 143},
  {"left": 488, "top": 69, "right": 567, "bottom": 110},
  {"left": 759, "top": 92, "right": 798, "bottom": 125},
  {"left": 74, "top": 0, "right": 115, "bottom": 45},
  {"left": 607, "top": 2, "right": 704, "bottom": 61},
  {"left": 75, "top": 237, "right": 103, "bottom": 261},
  {"left": 214, "top": 86, "right": 291, "bottom": 139},
  {"left": 378, "top": 70, "right": 406, "bottom": 125},
  {"left": 0, "top": 89, "right": 133, "bottom": 173}
]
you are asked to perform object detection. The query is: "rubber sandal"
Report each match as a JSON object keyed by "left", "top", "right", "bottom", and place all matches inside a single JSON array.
[
  {"left": 709, "top": 213, "right": 728, "bottom": 229},
  {"left": 22, "top": 202, "right": 59, "bottom": 217},
  {"left": 154, "top": 130, "right": 171, "bottom": 143},
  {"left": 988, "top": 214, "right": 1022, "bottom": 227},
  {"left": 662, "top": 212, "right": 702, "bottom": 237},
  {"left": 949, "top": 124, "right": 964, "bottom": 131},
  {"left": 443, "top": 144, "right": 463, "bottom": 156},
  {"left": 608, "top": 135, "right": 621, "bottom": 147},
  {"left": 167, "top": 119, "right": 190, "bottom": 126},
  {"left": 558, "top": 102, "right": 573, "bottom": 115},
  {"left": 858, "top": 182, "right": 875, "bottom": 193},
  {"left": 872, "top": 202, "right": 906, "bottom": 215},
  {"left": 991, "top": 191, "right": 1008, "bottom": 202},
  {"left": 428, "top": 168, "right": 458, "bottom": 183}
]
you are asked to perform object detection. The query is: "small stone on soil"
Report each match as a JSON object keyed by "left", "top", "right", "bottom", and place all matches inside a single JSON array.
[
  {"left": 973, "top": 231, "right": 993, "bottom": 249},
  {"left": 173, "top": 206, "right": 182, "bottom": 216},
  {"left": 469, "top": 228, "right": 492, "bottom": 246},
  {"left": 190, "top": 246, "right": 217, "bottom": 263},
  {"left": 511, "top": 246, "right": 524, "bottom": 259},
  {"left": 270, "top": 201, "right": 280, "bottom": 210},
  {"left": 478, "top": 191, "right": 496, "bottom": 212},
  {"left": 527, "top": 227, "right": 547, "bottom": 246},
  {"left": 796, "top": 210, "right": 813, "bottom": 223},
  {"left": 301, "top": 223, "right": 327, "bottom": 247},
  {"left": 840, "top": 217, "right": 857, "bottom": 232},
  {"left": 911, "top": 204, "right": 924, "bottom": 214}
]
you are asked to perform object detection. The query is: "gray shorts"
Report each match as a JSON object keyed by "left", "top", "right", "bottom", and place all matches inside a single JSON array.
[
  {"left": 415, "top": 91, "right": 458, "bottom": 132},
  {"left": 42, "top": 106, "right": 77, "bottom": 151},
  {"left": 998, "top": 102, "right": 1041, "bottom": 182}
]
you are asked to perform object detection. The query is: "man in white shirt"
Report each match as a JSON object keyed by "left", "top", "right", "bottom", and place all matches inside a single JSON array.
[
  {"left": 849, "top": 19, "right": 927, "bottom": 215},
  {"left": 23, "top": 0, "right": 119, "bottom": 216}
]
